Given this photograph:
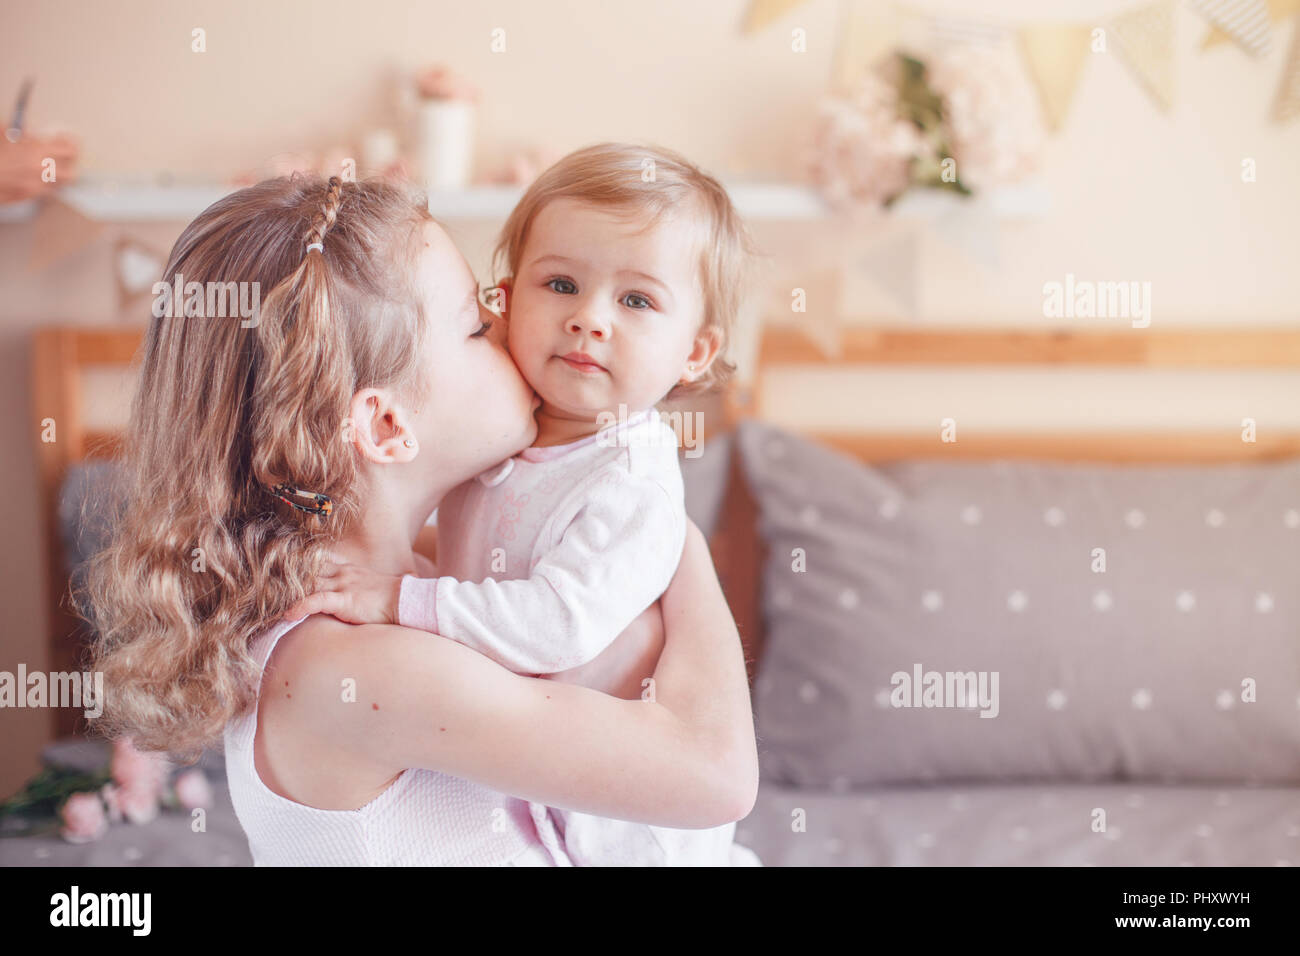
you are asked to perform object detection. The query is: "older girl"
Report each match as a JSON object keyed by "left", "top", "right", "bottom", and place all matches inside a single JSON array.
[{"left": 80, "top": 174, "right": 757, "bottom": 865}]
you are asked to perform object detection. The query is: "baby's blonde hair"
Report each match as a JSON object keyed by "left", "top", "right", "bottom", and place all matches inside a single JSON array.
[{"left": 493, "top": 142, "right": 756, "bottom": 401}]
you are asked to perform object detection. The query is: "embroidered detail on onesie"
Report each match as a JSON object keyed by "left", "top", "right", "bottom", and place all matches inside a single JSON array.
[{"left": 496, "top": 489, "right": 531, "bottom": 542}]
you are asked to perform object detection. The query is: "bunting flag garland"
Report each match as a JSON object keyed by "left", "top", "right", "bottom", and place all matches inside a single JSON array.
[
  {"left": 849, "top": 229, "right": 920, "bottom": 320},
  {"left": 1109, "top": 0, "right": 1179, "bottom": 111},
  {"left": 741, "top": 0, "right": 812, "bottom": 34},
  {"left": 28, "top": 197, "right": 105, "bottom": 272},
  {"left": 1018, "top": 23, "right": 1094, "bottom": 131},
  {"left": 933, "top": 197, "right": 1001, "bottom": 272},
  {"left": 113, "top": 237, "right": 167, "bottom": 318},
  {"left": 790, "top": 267, "right": 848, "bottom": 358},
  {"left": 742, "top": 0, "right": 1296, "bottom": 126},
  {"left": 1199, "top": 0, "right": 1298, "bottom": 51},
  {"left": 1188, "top": 0, "right": 1273, "bottom": 56},
  {"left": 922, "top": 11, "right": 1011, "bottom": 48},
  {"left": 834, "top": 0, "right": 900, "bottom": 88},
  {"left": 1272, "top": 15, "right": 1300, "bottom": 119}
]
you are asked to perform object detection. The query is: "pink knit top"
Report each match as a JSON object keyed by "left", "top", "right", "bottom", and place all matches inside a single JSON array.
[{"left": 224, "top": 615, "right": 567, "bottom": 866}]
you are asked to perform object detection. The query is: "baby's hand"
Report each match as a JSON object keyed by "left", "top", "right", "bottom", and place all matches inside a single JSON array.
[{"left": 283, "top": 559, "right": 402, "bottom": 626}]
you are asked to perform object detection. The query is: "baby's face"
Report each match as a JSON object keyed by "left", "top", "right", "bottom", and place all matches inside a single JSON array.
[{"left": 505, "top": 197, "right": 707, "bottom": 422}]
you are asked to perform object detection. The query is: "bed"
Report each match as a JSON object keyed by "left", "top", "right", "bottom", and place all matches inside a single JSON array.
[
  {"left": 695, "top": 325, "right": 1300, "bottom": 866},
  {"left": 14, "top": 322, "right": 1300, "bottom": 866}
]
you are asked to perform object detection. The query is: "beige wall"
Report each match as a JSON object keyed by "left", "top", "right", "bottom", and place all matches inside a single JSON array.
[{"left": 3, "top": 0, "right": 1299, "bottom": 794}]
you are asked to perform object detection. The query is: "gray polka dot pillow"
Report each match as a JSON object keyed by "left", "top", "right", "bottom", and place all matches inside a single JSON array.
[{"left": 735, "top": 420, "right": 1300, "bottom": 787}]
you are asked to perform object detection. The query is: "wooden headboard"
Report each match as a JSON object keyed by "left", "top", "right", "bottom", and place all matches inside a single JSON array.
[
  {"left": 33, "top": 326, "right": 146, "bottom": 738},
  {"left": 31, "top": 324, "right": 1300, "bottom": 735},
  {"left": 707, "top": 324, "right": 1300, "bottom": 687}
]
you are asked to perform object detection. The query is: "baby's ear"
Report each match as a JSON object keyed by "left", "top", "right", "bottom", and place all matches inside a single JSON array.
[{"left": 683, "top": 325, "right": 724, "bottom": 381}]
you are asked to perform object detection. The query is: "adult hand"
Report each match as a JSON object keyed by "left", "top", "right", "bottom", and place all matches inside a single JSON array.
[{"left": 0, "top": 133, "right": 80, "bottom": 203}]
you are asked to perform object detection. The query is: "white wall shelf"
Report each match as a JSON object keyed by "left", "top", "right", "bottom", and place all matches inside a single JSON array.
[{"left": 0, "top": 177, "right": 1050, "bottom": 224}]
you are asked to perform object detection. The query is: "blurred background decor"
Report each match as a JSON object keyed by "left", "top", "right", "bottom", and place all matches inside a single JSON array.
[
  {"left": 809, "top": 45, "right": 1045, "bottom": 210},
  {"left": 1, "top": 735, "right": 212, "bottom": 843},
  {"left": 413, "top": 63, "right": 479, "bottom": 190},
  {"left": 755, "top": 0, "right": 1300, "bottom": 119}
]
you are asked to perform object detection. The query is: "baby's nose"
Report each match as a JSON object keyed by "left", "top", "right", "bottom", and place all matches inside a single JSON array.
[
  {"left": 567, "top": 315, "right": 608, "bottom": 339},
  {"left": 575, "top": 327, "right": 605, "bottom": 340}
]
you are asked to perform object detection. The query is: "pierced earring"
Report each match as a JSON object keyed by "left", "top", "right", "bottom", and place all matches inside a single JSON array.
[
  {"left": 403, "top": 439, "right": 415, "bottom": 448},
  {"left": 687, "top": 363, "right": 696, "bottom": 371}
]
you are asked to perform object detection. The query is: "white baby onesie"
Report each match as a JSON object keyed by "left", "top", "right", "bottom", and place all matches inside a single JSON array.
[{"left": 399, "top": 407, "right": 745, "bottom": 865}]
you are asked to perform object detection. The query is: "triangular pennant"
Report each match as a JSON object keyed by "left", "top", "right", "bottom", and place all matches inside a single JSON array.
[
  {"left": 853, "top": 230, "right": 920, "bottom": 319},
  {"left": 834, "top": 0, "right": 900, "bottom": 89},
  {"left": 28, "top": 197, "right": 105, "bottom": 272},
  {"left": 924, "top": 12, "right": 1012, "bottom": 48},
  {"left": 113, "top": 236, "right": 168, "bottom": 318},
  {"left": 1110, "top": 0, "right": 1179, "bottom": 112},
  {"left": 1273, "top": 17, "right": 1300, "bottom": 120},
  {"left": 788, "top": 268, "right": 846, "bottom": 358},
  {"left": 741, "top": 0, "right": 812, "bottom": 34},
  {"left": 1188, "top": 0, "right": 1273, "bottom": 56},
  {"left": 115, "top": 237, "right": 165, "bottom": 294},
  {"left": 1018, "top": 23, "right": 1093, "bottom": 131},
  {"left": 1201, "top": 0, "right": 1299, "bottom": 50},
  {"left": 932, "top": 197, "right": 1001, "bottom": 272}
]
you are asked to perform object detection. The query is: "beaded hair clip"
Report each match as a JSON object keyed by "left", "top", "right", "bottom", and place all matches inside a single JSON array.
[{"left": 267, "top": 482, "right": 333, "bottom": 517}]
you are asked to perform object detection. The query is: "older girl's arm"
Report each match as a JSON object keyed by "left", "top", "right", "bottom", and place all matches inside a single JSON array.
[{"left": 298, "top": 521, "right": 757, "bottom": 829}]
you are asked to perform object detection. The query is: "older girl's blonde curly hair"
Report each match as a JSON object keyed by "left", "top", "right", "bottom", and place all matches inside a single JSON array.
[{"left": 76, "top": 173, "right": 434, "bottom": 762}]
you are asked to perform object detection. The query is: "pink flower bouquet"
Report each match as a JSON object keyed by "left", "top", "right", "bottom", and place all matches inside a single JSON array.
[
  {"left": 0, "top": 735, "right": 209, "bottom": 844},
  {"left": 810, "top": 46, "right": 1044, "bottom": 210}
]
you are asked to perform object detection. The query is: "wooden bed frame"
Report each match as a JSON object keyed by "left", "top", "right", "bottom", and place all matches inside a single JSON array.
[
  {"left": 31, "top": 323, "right": 1300, "bottom": 736},
  {"left": 32, "top": 328, "right": 139, "bottom": 738}
]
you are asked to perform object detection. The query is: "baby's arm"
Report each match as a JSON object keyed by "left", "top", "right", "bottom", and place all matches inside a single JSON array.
[{"left": 398, "top": 473, "right": 685, "bottom": 676}]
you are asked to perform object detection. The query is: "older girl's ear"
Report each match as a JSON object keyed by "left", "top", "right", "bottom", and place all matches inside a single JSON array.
[{"left": 346, "top": 388, "right": 420, "bottom": 464}]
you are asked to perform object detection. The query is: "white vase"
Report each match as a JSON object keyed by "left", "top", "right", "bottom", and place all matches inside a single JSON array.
[
  {"left": 417, "top": 99, "right": 474, "bottom": 190},
  {"left": 361, "top": 128, "right": 400, "bottom": 174}
]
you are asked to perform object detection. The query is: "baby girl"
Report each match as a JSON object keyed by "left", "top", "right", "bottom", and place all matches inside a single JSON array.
[{"left": 300, "top": 142, "right": 757, "bottom": 865}]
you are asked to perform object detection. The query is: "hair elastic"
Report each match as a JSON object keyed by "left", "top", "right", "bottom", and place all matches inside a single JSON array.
[
  {"left": 266, "top": 482, "right": 332, "bottom": 517},
  {"left": 306, "top": 242, "right": 324, "bottom": 254}
]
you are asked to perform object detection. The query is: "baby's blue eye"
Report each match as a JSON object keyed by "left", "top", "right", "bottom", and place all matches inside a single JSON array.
[
  {"left": 547, "top": 277, "right": 577, "bottom": 294},
  {"left": 622, "top": 293, "right": 652, "bottom": 310}
]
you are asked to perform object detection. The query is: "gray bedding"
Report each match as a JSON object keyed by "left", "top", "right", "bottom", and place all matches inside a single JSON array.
[
  {"left": 6, "top": 757, "right": 1296, "bottom": 866},
  {"left": 739, "top": 781, "right": 1300, "bottom": 867},
  {"left": 13, "top": 437, "right": 1292, "bottom": 867}
]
